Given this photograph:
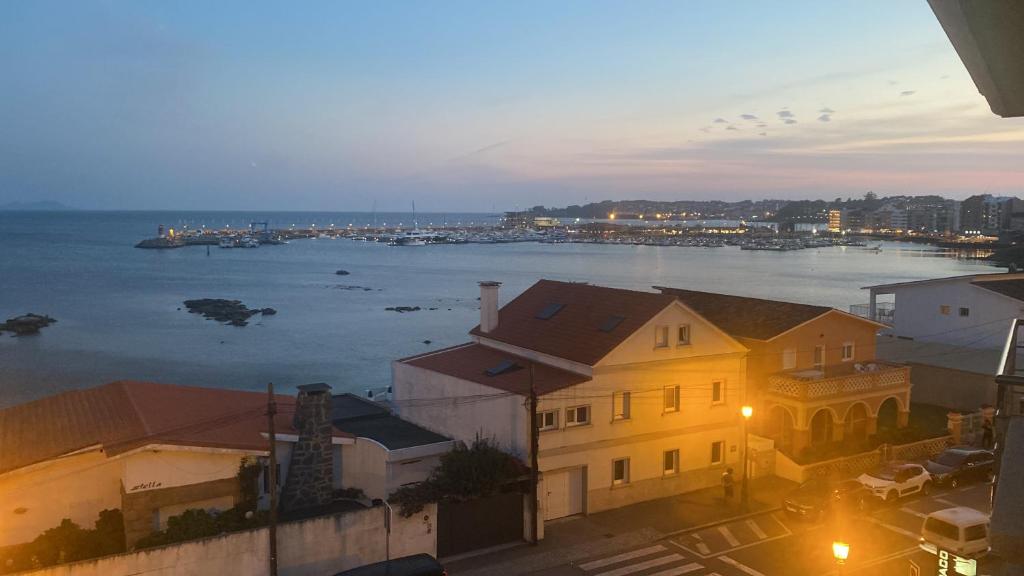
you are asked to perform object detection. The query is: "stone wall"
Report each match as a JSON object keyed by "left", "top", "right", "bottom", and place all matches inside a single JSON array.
[{"left": 281, "top": 384, "right": 334, "bottom": 513}]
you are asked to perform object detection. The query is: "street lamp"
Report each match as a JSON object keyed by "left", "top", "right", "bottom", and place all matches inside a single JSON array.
[
  {"left": 832, "top": 540, "right": 849, "bottom": 574},
  {"left": 741, "top": 405, "right": 753, "bottom": 509}
]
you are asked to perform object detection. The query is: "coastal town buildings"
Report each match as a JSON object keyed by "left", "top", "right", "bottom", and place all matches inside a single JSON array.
[
  {"left": 858, "top": 272, "right": 1024, "bottom": 410},
  {"left": 0, "top": 379, "right": 360, "bottom": 545},
  {"left": 392, "top": 280, "right": 749, "bottom": 524},
  {"left": 658, "top": 288, "right": 906, "bottom": 459}
]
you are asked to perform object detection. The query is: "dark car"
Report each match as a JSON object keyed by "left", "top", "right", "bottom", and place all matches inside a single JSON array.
[
  {"left": 333, "top": 554, "right": 446, "bottom": 576},
  {"left": 925, "top": 447, "right": 995, "bottom": 488},
  {"left": 783, "top": 477, "right": 872, "bottom": 521}
]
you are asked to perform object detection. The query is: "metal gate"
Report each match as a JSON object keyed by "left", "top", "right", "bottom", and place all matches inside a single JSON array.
[{"left": 437, "top": 491, "right": 524, "bottom": 558}]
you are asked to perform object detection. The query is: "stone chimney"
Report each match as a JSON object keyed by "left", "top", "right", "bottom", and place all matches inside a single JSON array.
[
  {"left": 280, "top": 383, "right": 334, "bottom": 512},
  {"left": 479, "top": 281, "right": 501, "bottom": 333}
]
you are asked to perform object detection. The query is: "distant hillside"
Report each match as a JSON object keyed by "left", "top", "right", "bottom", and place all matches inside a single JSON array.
[{"left": 0, "top": 200, "right": 76, "bottom": 211}]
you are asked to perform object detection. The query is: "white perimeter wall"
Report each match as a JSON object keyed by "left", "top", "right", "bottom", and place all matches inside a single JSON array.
[{"left": 10, "top": 503, "right": 437, "bottom": 576}]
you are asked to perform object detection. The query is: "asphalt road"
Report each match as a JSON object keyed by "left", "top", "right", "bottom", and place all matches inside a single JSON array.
[{"left": 537, "top": 480, "right": 1001, "bottom": 576}]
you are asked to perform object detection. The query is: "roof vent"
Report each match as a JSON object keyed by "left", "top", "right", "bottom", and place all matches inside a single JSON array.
[
  {"left": 485, "top": 360, "right": 522, "bottom": 377},
  {"left": 599, "top": 315, "right": 626, "bottom": 332},
  {"left": 535, "top": 303, "right": 565, "bottom": 320}
]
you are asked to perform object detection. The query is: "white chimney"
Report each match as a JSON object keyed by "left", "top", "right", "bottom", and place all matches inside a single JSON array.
[{"left": 479, "top": 281, "right": 501, "bottom": 333}]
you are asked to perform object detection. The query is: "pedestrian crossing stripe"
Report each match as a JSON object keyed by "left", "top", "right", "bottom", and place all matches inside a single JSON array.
[
  {"left": 578, "top": 545, "right": 667, "bottom": 571},
  {"left": 718, "top": 555, "right": 767, "bottom": 576},
  {"left": 591, "top": 553, "right": 682, "bottom": 576}
]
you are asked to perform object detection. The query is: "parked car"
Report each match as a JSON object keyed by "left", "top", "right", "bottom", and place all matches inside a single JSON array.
[
  {"left": 783, "top": 477, "right": 872, "bottom": 521},
  {"left": 857, "top": 462, "right": 932, "bottom": 502},
  {"left": 919, "top": 507, "right": 990, "bottom": 559},
  {"left": 925, "top": 447, "right": 995, "bottom": 488},
  {"left": 333, "top": 554, "right": 446, "bottom": 576}
]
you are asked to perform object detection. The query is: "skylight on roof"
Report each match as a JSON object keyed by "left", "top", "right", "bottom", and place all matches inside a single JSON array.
[
  {"left": 599, "top": 315, "right": 626, "bottom": 332},
  {"left": 536, "top": 303, "right": 565, "bottom": 320},
  {"left": 485, "top": 360, "right": 522, "bottom": 377}
]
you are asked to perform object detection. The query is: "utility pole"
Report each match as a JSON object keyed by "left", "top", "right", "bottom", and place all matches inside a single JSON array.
[
  {"left": 267, "top": 382, "right": 279, "bottom": 576},
  {"left": 529, "top": 363, "right": 540, "bottom": 544}
]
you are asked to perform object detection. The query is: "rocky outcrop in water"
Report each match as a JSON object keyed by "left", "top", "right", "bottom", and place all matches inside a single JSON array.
[
  {"left": 183, "top": 299, "right": 275, "bottom": 326},
  {"left": 335, "top": 269, "right": 350, "bottom": 276},
  {"left": 0, "top": 313, "right": 57, "bottom": 335},
  {"left": 385, "top": 306, "right": 421, "bottom": 313}
]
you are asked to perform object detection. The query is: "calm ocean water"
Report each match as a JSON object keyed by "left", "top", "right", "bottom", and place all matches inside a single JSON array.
[{"left": 0, "top": 210, "right": 998, "bottom": 408}]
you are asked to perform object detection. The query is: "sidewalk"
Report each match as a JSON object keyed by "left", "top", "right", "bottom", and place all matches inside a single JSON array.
[{"left": 445, "top": 475, "right": 797, "bottom": 576}]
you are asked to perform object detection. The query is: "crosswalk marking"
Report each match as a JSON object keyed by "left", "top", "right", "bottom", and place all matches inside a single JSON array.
[
  {"left": 592, "top": 554, "right": 683, "bottom": 576},
  {"left": 745, "top": 519, "right": 768, "bottom": 540},
  {"left": 647, "top": 563, "right": 704, "bottom": 576},
  {"left": 696, "top": 542, "right": 711, "bottom": 555},
  {"left": 934, "top": 497, "right": 957, "bottom": 506},
  {"left": 579, "top": 546, "right": 666, "bottom": 571},
  {"left": 719, "top": 554, "right": 767, "bottom": 576},
  {"left": 899, "top": 506, "right": 928, "bottom": 519},
  {"left": 717, "top": 525, "right": 741, "bottom": 547}
]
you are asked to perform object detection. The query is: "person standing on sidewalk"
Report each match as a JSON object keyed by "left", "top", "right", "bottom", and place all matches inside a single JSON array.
[{"left": 722, "top": 467, "right": 735, "bottom": 503}]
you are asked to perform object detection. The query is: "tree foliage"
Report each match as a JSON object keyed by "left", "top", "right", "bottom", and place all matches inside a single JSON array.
[
  {"left": 0, "top": 509, "right": 125, "bottom": 574},
  {"left": 134, "top": 506, "right": 268, "bottom": 550},
  {"left": 388, "top": 438, "right": 526, "bottom": 517}
]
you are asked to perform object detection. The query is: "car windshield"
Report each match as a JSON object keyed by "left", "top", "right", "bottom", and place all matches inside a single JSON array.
[
  {"left": 925, "top": 517, "right": 960, "bottom": 540},
  {"left": 935, "top": 452, "right": 968, "bottom": 467},
  {"left": 867, "top": 466, "right": 898, "bottom": 481},
  {"left": 964, "top": 524, "right": 987, "bottom": 541}
]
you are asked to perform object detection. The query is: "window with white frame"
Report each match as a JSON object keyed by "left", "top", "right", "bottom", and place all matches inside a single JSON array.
[
  {"left": 612, "top": 391, "right": 631, "bottom": 420},
  {"left": 782, "top": 348, "right": 796, "bottom": 370},
  {"left": 612, "top": 457, "right": 630, "bottom": 485},
  {"left": 959, "top": 307, "right": 970, "bottom": 317},
  {"left": 566, "top": 405, "right": 590, "bottom": 426},
  {"left": 841, "top": 342, "right": 855, "bottom": 361},
  {"left": 655, "top": 325, "right": 669, "bottom": 348},
  {"left": 663, "top": 385, "right": 680, "bottom": 412},
  {"left": 711, "top": 380, "right": 724, "bottom": 404},
  {"left": 663, "top": 449, "right": 680, "bottom": 475},
  {"left": 710, "top": 441, "right": 724, "bottom": 465},
  {"left": 677, "top": 324, "right": 691, "bottom": 346},
  {"left": 536, "top": 409, "right": 559, "bottom": 431}
]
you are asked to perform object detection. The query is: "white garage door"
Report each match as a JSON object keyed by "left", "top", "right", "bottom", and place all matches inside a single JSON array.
[{"left": 544, "top": 467, "right": 584, "bottom": 520}]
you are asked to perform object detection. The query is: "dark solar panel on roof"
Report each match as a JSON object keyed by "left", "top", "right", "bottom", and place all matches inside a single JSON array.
[
  {"left": 485, "top": 359, "right": 521, "bottom": 376},
  {"left": 535, "top": 302, "right": 565, "bottom": 319},
  {"left": 599, "top": 315, "right": 626, "bottom": 332}
]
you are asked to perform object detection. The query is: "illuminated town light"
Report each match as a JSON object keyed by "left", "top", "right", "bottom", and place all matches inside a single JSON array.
[
  {"left": 741, "top": 405, "right": 753, "bottom": 419},
  {"left": 832, "top": 541, "right": 850, "bottom": 563}
]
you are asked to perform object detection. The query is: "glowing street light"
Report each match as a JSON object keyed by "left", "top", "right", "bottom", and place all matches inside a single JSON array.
[
  {"left": 832, "top": 541, "right": 849, "bottom": 562},
  {"left": 741, "top": 405, "right": 753, "bottom": 509}
]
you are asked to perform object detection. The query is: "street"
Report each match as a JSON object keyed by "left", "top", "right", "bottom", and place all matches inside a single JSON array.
[{"left": 535, "top": 480, "right": 1000, "bottom": 576}]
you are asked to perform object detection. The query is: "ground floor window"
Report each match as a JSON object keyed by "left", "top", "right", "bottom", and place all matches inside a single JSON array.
[
  {"left": 710, "top": 441, "right": 724, "bottom": 465},
  {"left": 663, "top": 449, "right": 680, "bottom": 475},
  {"left": 612, "top": 458, "right": 630, "bottom": 485}
]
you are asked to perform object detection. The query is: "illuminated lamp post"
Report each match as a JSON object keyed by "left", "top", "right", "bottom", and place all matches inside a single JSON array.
[
  {"left": 741, "top": 405, "right": 753, "bottom": 509},
  {"left": 832, "top": 540, "right": 850, "bottom": 574}
]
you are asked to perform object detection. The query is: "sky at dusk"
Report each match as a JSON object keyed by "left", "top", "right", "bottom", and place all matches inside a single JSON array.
[{"left": 2, "top": 1, "right": 1023, "bottom": 212}]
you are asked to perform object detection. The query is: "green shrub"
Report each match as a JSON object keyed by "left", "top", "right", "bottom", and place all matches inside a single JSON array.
[
  {"left": 0, "top": 509, "right": 125, "bottom": 574},
  {"left": 134, "top": 506, "right": 268, "bottom": 550}
]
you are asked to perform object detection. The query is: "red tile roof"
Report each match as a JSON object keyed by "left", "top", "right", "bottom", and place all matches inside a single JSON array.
[
  {"left": 657, "top": 286, "right": 834, "bottom": 340},
  {"left": 0, "top": 381, "right": 352, "bottom": 475},
  {"left": 469, "top": 280, "right": 677, "bottom": 365},
  {"left": 401, "top": 343, "right": 590, "bottom": 396}
]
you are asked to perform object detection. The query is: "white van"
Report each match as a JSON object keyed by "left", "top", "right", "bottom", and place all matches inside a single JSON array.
[{"left": 919, "top": 507, "right": 990, "bottom": 559}]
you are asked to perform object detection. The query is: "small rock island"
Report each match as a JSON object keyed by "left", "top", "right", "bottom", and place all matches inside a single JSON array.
[
  {"left": 1, "top": 313, "right": 57, "bottom": 336},
  {"left": 183, "top": 299, "right": 276, "bottom": 327}
]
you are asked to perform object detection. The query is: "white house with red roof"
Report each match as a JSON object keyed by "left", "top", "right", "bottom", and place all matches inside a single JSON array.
[
  {"left": 0, "top": 381, "right": 354, "bottom": 548},
  {"left": 393, "top": 280, "right": 749, "bottom": 526}
]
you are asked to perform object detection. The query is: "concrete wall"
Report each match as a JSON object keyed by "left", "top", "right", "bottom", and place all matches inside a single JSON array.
[
  {"left": 393, "top": 361, "right": 529, "bottom": 458},
  {"left": 0, "top": 451, "right": 122, "bottom": 547},
  {"left": 122, "top": 449, "right": 242, "bottom": 495},
  {"left": 10, "top": 503, "right": 437, "bottom": 576},
  {"left": 905, "top": 362, "right": 997, "bottom": 411},
  {"left": 341, "top": 440, "right": 387, "bottom": 500},
  {"left": 889, "top": 280, "right": 1022, "bottom": 349}
]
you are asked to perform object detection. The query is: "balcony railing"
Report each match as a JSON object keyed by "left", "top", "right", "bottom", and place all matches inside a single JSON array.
[
  {"left": 849, "top": 302, "right": 894, "bottom": 325},
  {"left": 766, "top": 360, "right": 909, "bottom": 401}
]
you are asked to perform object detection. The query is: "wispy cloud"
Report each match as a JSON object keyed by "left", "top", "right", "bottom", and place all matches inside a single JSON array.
[
  {"left": 713, "top": 118, "right": 728, "bottom": 124},
  {"left": 783, "top": 118, "right": 797, "bottom": 125},
  {"left": 740, "top": 114, "right": 758, "bottom": 120},
  {"left": 818, "top": 114, "right": 832, "bottom": 122},
  {"left": 819, "top": 107, "right": 835, "bottom": 114},
  {"left": 900, "top": 90, "right": 916, "bottom": 97},
  {"left": 777, "top": 110, "right": 795, "bottom": 119},
  {"left": 726, "top": 125, "right": 738, "bottom": 131}
]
